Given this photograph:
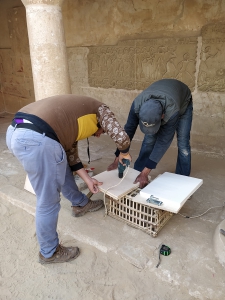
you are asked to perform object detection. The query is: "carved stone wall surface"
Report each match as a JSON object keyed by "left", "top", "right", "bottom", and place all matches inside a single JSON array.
[
  {"left": 198, "top": 22, "right": 225, "bottom": 92},
  {"left": 136, "top": 37, "right": 197, "bottom": 90},
  {"left": 0, "top": 6, "right": 34, "bottom": 113},
  {"left": 88, "top": 43, "right": 135, "bottom": 90},
  {"left": 67, "top": 47, "right": 89, "bottom": 92},
  {"left": 88, "top": 37, "right": 197, "bottom": 91}
]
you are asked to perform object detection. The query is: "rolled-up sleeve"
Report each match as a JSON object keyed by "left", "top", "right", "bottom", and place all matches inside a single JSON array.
[
  {"left": 115, "top": 101, "right": 139, "bottom": 156},
  {"left": 98, "top": 105, "right": 130, "bottom": 153}
]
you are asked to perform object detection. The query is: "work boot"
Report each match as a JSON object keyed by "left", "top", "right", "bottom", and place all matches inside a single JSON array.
[
  {"left": 72, "top": 199, "right": 104, "bottom": 217},
  {"left": 39, "top": 244, "right": 80, "bottom": 264}
]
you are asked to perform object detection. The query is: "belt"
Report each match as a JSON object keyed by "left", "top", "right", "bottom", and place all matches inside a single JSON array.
[{"left": 11, "top": 120, "right": 59, "bottom": 143}]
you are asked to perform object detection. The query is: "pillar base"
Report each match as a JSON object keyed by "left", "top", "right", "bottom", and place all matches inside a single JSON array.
[{"left": 214, "top": 219, "right": 225, "bottom": 267}]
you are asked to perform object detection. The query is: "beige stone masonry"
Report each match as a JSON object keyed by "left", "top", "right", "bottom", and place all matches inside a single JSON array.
[
  {"left": 21, "top": 0, "right": 70, "bottom": 100},
  {"left": 198, "top": 22, "right": 225, "bottom": 92},
  {"left": 0, "top": 7, "right": 34, "bottom": 113}
]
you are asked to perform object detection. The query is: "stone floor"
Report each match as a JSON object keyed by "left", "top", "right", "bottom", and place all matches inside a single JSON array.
[{"left": 1, "top": 112, "right": 225, "bottom": 299}]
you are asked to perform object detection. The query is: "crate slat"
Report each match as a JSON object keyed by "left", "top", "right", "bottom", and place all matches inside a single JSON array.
[{"left": 106, "top": 188, "right": 173, "bottom": 237}]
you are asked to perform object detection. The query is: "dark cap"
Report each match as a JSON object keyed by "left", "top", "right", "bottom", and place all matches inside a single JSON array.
[{"left": 139, "top": 100, "right": 163, "bottom": 135}]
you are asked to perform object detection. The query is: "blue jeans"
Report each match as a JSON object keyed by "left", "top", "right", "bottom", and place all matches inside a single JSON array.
[
  {"left": 6, "top": 126, "right": 89, "bottom": 258},
  {"left": 134, "top": 101, "right": 193, "bottom": 176}
]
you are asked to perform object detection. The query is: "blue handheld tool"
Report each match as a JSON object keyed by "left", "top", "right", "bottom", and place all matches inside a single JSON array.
[{"left": 118, "top": 158, "right": 130, "bottom": 178}]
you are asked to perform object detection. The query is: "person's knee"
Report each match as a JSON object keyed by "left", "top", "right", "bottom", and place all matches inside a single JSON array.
[
  {"left": 36, "top": 201, "right": 60, "bottom": 215},
  {"left": 177, "top": 141, "right": 191, "bottom": 156},
  {"left": 180, "top": 148, "right": 189, "bottom": 156},
  {"left": 177, "top": 137, "right": 190, "bottom": 150}
]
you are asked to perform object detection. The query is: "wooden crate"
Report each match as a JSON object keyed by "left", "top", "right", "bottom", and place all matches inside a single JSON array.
[{"left": 106, "top": 188, "right": 173, "bottom": 237}]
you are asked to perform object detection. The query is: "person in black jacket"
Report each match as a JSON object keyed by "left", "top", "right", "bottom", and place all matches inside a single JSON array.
[{"left": 108, "top": 79, "right": 193, "bottom": 188}]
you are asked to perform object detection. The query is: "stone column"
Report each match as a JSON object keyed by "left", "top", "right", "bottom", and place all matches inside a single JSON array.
[
  {"left": 21, "top": 0, "right": 71, "bottom": 100},
  {"left": 21, "top": 0, "right": 71, "bottom": 194}
]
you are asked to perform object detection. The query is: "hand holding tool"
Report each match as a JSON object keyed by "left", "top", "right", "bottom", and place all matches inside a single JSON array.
[{"left": 118, "top": 158, "right": 130, "bottom": 178}]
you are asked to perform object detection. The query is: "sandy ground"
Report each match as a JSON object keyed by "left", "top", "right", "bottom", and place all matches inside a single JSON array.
[{"left": 1, "top": 196, "right": 193, "bottom": 300}]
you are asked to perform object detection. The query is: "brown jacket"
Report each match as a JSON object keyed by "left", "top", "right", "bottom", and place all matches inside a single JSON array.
[{"left": 16, "top": 95, "right": 130, "bottom": 171}]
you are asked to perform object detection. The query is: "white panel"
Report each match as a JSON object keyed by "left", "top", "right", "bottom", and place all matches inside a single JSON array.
[
  {"left": 24, "top": 175, "right": 35, "bottom": 195},
  {"left": 134, "top": 172, "right": 203, "bottom": 213},
  {"left": 92, "top": 168, "right": 140, "bottom": 200}
]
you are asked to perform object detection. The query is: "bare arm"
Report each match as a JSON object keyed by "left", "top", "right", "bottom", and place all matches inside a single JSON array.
[{"left": 76, "top": 168, "right": 103, "bottom": 194}]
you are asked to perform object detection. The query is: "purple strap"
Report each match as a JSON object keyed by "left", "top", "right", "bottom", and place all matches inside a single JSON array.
[{"left": 14, "top": 118, "right": 23, "bottom": 124}]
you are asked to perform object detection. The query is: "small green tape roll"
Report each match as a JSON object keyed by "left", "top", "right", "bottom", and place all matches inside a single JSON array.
[{"left": 160, "top": 244, "right": 171, "bottom": 256}]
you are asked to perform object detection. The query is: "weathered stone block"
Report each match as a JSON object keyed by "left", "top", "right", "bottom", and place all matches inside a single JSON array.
[
  {"left": 4, "top": 94, "right": 24, "bottom": 113},
  {"left": 136, "top": 37, "right": 197, "bottom": 90},
  {"left": 0, "top": 49, "right": 13, "bottom": 75},
  {"left": 7, "top": 7, "right": 30, "bottom": 56},
  {"left": 0, "top": 92, "right": 5, "bottom": 113},
  {"left": 1, "top": 74, "right": 30, "bottom": 99},
  {"left": 198, "top": 22, "right": 225, "bottom": 92},
  {"left": 67, "top": 47, "right": 89, "bottom": 88},
  {"left": 88, "top": 43, "right": 135, "bottom": 90}
]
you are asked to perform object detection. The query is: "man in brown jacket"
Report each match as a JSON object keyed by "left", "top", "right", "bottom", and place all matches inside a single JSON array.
[{"left": 6, "top": 95, "right": 131, "bottom": 264}]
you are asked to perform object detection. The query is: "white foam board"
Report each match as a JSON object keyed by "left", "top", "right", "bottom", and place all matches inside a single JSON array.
[
  {"left": 133, "top": 172, "right": 203, "bottom": 213},
  {"left": 24, "top": 173, "right": 94, "bottom": 195},
  {"left": 24, "top": 175, "right": 35, "bottom": 195},
  {"left": 92, "top": 168, "right": 140, "bottom": 200}
]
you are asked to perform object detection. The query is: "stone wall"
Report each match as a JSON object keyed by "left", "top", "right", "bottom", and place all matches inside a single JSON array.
[
  {"left": 0, "top": 0, "right": 225, "bottom": 156},
  {"left": 0, "top": 3, "right": 34, "bottom": 114},
  {"left": 67, "top": 21, "right": 225, "bottom": 155}
]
